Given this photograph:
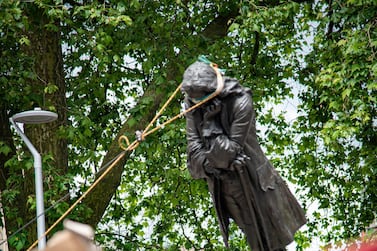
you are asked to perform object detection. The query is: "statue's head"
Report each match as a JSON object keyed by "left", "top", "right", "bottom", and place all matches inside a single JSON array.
[{"left": 181, "top": 61, "right": 217, "bottom": 102}]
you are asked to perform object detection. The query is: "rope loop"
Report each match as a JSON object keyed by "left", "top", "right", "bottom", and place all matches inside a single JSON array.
[{"left": 118, "top": 135, "right": 130, "bottom": 151}]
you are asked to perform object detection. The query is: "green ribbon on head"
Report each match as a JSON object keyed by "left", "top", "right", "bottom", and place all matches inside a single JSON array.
[{"left": 198, "top": 55, "right": 226, "bottom": 74}]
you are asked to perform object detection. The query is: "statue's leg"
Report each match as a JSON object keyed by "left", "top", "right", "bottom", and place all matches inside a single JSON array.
[{"left": 221, "top": 175, "right": 262, "bottom": 251}]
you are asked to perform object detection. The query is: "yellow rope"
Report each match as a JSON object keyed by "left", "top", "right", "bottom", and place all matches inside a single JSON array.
[
  {"left": 119, "top": 63, "right": 224, "bottom": 148},
  {"left": 27, "top": 64, "right": 223, "bottom": 250}
]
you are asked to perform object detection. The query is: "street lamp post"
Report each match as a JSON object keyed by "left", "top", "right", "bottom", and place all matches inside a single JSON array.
[{"left": 9, "top": 107, "right": 58, "bottom": 250}]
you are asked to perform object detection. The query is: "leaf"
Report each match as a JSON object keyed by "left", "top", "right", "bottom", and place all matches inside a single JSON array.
[
  {"left": 44, "top": 83, "right": 59, "bottom": 94},
  {"left": 19, "top": 36, "right": 30, "bottom": 46},
  {"left": 228, "top": 22, "right": 239, "bottom": 32},
  {"left": 341, "top": 88, "right": 351, "bottom": 100},
  {"left": 0, "top": 141, "right": 12, "bottom": 155}
]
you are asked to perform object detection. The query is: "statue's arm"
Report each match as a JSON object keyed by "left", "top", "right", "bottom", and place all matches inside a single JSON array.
[
  {"left": 185, "top": 106, "right": 208, "bottom": 179},
  {"left": 205, "top": 94, "right": 254, "bottom": 169},
  {"left": 229, "top": 93, "right": 255, "bottom": 146}
]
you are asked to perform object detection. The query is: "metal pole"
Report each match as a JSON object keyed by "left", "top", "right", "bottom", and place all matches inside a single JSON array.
[{"left": 9, "top": 118, "right": 46, "bottom": 250}]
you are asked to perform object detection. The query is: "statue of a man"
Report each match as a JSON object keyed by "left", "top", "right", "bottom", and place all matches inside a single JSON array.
[{"left": 181, "top": 60, "right": 306, "bottom": 251}]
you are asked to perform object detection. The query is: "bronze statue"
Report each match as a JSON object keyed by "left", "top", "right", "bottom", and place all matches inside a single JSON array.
[{"left": 181, "top": 60, "right": 306, "bottom": 251}]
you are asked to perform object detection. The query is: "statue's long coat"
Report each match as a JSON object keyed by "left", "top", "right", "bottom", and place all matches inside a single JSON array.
[{"left": 184, "top": 77, "right": 306, "bottom": 250}]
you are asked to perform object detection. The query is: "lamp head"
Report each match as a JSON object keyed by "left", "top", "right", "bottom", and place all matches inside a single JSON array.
[{"left": 12, "top": 107, "right": 58, "bottom": 124}]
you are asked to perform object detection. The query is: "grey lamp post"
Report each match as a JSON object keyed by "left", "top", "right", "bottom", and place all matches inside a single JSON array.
[{"left": 9, "top": 107, "right": 58, "bottom": 250}]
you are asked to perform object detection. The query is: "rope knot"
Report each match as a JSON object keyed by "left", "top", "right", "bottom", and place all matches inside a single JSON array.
[{"left": 135, "top": 130, "right": 145, "bottom": 142}]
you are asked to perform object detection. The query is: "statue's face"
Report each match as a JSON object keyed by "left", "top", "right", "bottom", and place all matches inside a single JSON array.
[
  {"left": 181, "top": 74, "right": 210, "bottom": 99},
  {"left": 181, "top": 62, "right": 217, "bottom": 100}
]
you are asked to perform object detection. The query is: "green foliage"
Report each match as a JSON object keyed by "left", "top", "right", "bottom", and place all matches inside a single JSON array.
[
  {"left": 0, "top": 1, "right": 35, "bottom": 112},
  {"left": 288, "top": 0, "right": 377, "bottom": 245},
  {"left": 1, "top": 0, "right": 377, "bottom": 250},
  {"left": 8, "top": 232, "right": 27, "bottom": 251}
]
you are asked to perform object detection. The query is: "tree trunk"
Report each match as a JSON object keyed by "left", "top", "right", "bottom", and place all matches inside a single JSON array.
[
  {"left": 82, "top": 73, "right": 171, "bottom": 227},
  {"left": 3, "top": 5, "right": 68, "bottom": 249}
]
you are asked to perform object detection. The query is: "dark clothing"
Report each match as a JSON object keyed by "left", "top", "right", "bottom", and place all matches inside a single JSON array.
[{"left": 184, "top": 75, "right": 306, "bottom": 250}]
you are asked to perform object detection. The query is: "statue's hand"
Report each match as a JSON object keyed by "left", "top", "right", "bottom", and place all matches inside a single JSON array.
[
  {"left": 202, "top": 120, "right": 223, "bottom": 138},
  {"left": 203, "top": 159, "right": 222, "bottom": 178},
  {"left": 230, "top": 154, "right": 249, "bottom": 171},
  {"left": 202, "top": 98, "right": 223, "bottom": 137}
]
